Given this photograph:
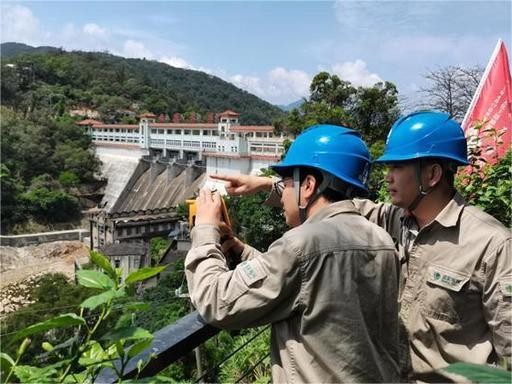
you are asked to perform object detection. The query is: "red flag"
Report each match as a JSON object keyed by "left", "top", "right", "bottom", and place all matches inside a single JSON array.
[{"left": 462, "top": 39, "right": 512, "bottom": 163}]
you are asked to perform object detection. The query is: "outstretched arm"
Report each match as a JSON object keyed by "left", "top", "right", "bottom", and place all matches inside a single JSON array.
[{"left": 209, "top": 173, "right": 273, "bottom": 196}]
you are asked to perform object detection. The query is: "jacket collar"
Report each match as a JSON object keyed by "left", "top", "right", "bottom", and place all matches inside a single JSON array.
[
  {"left": 304, "top": 200, "right": 359, "bottom": 224},
  {"left": 433, "top": 192, "right": 466, "bottom": 228}
]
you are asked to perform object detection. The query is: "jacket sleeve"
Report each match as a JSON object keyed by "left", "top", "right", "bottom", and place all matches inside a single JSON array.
[
  {"left": 185, "top": 224, "right": 302, "bottom": 330},
  {"left": 352, "top": 199, "right": 404, "bottom": 242},
  {"left": 482, "top": 237, "right": 512, "bottom": 365}
]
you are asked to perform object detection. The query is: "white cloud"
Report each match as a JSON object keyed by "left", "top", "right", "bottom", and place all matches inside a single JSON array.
[
  {"left": 0, "top": 4, "right": 40, "bottom": 44},
  {"left": 122, "top": 40, "right": 153, "bottom": 59},
  {"left": 230, "top": 74, "right": 265, "bottom": 96},
  {"left": 222, "top": 67, "right": 311, "bottom": 104},
  {"left": 329, "top": 60, "right": 382, "bottom": 87},
  {"left": 160, "top": 55, "right": 192, "bottom": 69},
  {"left": 83, "top": 23, "right": 109, "bottom": 39},
  {"left": 267, "top": 67, "right": 311, "bottom": 100}
]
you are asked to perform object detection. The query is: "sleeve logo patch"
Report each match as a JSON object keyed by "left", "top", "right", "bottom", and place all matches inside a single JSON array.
[{"left": 238, "top": 260, "right": 266, "bottom": 287}]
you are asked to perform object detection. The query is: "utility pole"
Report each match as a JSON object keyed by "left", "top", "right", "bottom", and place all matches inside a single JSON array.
[{"left": 176, "top": 285, "right": 203, "bottom": 381}]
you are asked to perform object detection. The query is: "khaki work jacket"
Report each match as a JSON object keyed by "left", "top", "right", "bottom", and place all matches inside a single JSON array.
[
  {"left": 186, "top": 200, "right": 400, "bottom": 383},
  {"left": 354, "top": 193, "right": 512, "bottom": 374}
]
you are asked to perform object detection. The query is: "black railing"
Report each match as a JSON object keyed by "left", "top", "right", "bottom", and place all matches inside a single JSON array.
[{"left": 96, "top": 311, "right": 219, "bottom": 382}]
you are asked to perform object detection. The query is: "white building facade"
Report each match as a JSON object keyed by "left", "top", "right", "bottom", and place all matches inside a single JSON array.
[{"left": 79, "top": 110, "right": 288, "bottom": 175}]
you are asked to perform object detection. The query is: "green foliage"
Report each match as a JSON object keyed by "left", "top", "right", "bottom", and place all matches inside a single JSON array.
[
  {"left": 0, "top": 107, "right": 101, "bottom": 233},
  {"left": 0, "top": 163, "right": 24, "bottom": 230},
  {"left": 1, "top": 252, "right": 167, "bottom": 383},
  {"left": 0, "top": 274, "right": 97, "bottom": 366},
  {"left": 227, "top": 192, "right": 287, "bottom": 252},
  {"left": 455, "top": 123, "right": 511, "bottom": 226},
  {"left": 274, "top": 72, "right": 400, "bottom": 143},
  {"left": 58, "top": 171, "right": 80, "bottom": 188},
  {"left": 442, "top": 362, "right": 511, "bottom": 383},
  {"left": 218, "top": 328, "right": 271, "bottom": 384},
  {"left": 415, "top": 362, "right": 512, "bottom": 383},
  {"left": 20, "top": 187, "right": 81, "bottom": 223},
  {"left": 457, "top": 150, "right": 511, "bottom": 226},
  {"left": 368, "top": 140, "right": 390, "bottom": 202},
  {"left": 149, "top": 237, "right": 171, "bottom": 266},
  {"left": 1, "top": 48, "right": 284, "bottom": 124},
  {"left": 175, "top": 202, "right": 189, "bottom": 221}
]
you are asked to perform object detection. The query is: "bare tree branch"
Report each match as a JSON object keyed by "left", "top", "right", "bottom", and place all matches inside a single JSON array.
[{"left": 419, "top": 65, "right": 483, "bottom": 121}]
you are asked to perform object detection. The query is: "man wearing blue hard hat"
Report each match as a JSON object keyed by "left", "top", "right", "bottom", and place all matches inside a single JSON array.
[
  {"left": 354, "top": 111, "right": 511, "bottom": 376},
  {"left": 210, "top": 111, "right": 511, "bottom": 377},
  {"left": 185, "top": 125, "right": 400, "bottom": 382}
]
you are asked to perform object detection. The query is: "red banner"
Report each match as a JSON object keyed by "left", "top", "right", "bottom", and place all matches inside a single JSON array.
[{"left": 462, "top": 39, "right": 512, "bottom": 163}]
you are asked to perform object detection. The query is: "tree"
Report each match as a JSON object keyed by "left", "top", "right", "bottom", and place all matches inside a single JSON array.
[
  {"left": 309, "top": 72, "right": 355, "bottom": 107},
  {"left": 419, "top": 65, "right": 483, "bottom": 121},
  {"left": 274, "top": 72, "right": 400, "bottom": 144},
  {"left": 227, "top": 193, "right": 287, "bottom": 252},
  {"left": 351, "top": 81, "right": 400, "bottom": 143}
]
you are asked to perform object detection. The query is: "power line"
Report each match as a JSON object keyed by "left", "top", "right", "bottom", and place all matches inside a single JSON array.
[
  {"left": 235, "top": 351, "right": 270, "bottom": 383},
  {"left": 194, "top": 326, "right": 269, "bottom": 383}
]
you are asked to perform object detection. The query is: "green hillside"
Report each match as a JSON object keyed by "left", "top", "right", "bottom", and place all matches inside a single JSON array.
[{"left": 0, "top": 43, "right": 284, "bottom": 124}]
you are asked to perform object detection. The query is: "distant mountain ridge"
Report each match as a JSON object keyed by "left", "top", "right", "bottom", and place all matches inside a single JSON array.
[
  {"left": 0, "top": 42, "right": 60, "bottom": 58},
  {"left": 278, "top": 99, "right": 304, "bottom": 112},
  {"left": 0, "top": 42, "right": 284, "bottom": 125}
]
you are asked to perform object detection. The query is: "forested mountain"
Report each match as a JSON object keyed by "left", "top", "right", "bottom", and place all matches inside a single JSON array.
[
  {"left": 0, "top": 42, "right": 60, "bottom": 58},
  {"left": 0, "top": 42, "right": 284, "bottom": 124}
]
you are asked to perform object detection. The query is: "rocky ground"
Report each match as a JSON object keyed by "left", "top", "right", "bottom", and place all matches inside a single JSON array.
[{"left": 0, "top": 241, "right": 90, "bottom": 316}]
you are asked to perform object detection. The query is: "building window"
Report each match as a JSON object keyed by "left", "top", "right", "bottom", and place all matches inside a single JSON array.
[
  {"left": 151, "top": 129, "right": 157, "bottom": 134},
  {"left": 158, "top": 129, "right": 164, "bottom": 134},
  {"left": 114, "top": 259, "right": 121, "bottom": 268},
  {"left": 167, "top": 129, "right": 173, "bottom": 134},
  {"left": 256, "top": 132, "right": 263, "bottom": 137},
  {"left": 175, "top": 129, "right": 182, "bottom": 134},
  {"left": 192, "top": 130, "right": 200, "bottom": 135},
  {"left": 184, "top": 130, "right": 191, "bottom": 135}
]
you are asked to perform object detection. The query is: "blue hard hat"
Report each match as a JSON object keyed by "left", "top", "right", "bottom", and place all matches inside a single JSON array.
[
  {"left": 271, "top": 124, "right": 370, "bottom": 192},
  {"left": 375, "top": 111, "right": 469, "bottom": 165}
]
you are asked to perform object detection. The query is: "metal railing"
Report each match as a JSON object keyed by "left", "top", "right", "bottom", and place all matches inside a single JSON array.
[{"left": 96, "top": 311, "right": 219, "bottom": 382}]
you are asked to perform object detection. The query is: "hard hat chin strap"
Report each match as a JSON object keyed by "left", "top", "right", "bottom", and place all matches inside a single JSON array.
[
  {"left": 407, "top": 159, "right": 433, "bottom": 212},
  {"left": 294, "top": 168, "right": 331, "bottom": 224}
]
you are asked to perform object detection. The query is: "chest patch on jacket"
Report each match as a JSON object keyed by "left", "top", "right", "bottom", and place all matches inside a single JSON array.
[
  {"left": 238, "top": 260, "right": 266, "bottom": 286},
  {"left": 499, "top": 278, "right": 512, "bottom": 297},
  {"left": 427, "top": 265, "right": 469, "bottom": 292}
]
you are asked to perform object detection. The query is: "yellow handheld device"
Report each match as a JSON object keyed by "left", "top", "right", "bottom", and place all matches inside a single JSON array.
[{"left": 185, "top": 196, "right": 231, "bottom": 229}]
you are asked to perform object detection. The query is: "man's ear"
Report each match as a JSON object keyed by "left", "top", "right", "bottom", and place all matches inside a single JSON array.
[
  {"left": 301, "top": 174, "right": 317, "bottom": 200},
  {"left": 426, "top": 163, "right": 443, "bottom": 188}
]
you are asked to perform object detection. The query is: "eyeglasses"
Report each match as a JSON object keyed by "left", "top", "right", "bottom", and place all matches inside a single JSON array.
[{"left": 275, "top": 177, "right": 293, "bottom": 197}]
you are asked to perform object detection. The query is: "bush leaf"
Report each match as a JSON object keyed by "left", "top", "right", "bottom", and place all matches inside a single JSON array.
[
  {"left": 125, "top": 265, "right": 167, "bottom": 285},
  {"left": 90, "top": 251, "right": 117, "bottom": 280},
  {"left": 0, "top": 352, "right": 15, "bottom": 377},
  {"left": 12, "top": 314, "right": 85, "bottom": 342},
  {"left": 101, "top": 327, "right": 153, "bottom": 341},
  {"left": 76, "top": 269, "right": 115, "bottom": 290},
  {"left": 80, "top": 288, "right": 126, "bottom": 310},
  {"left": 127, "top": 338, "right": 153, "bottom": 358}
]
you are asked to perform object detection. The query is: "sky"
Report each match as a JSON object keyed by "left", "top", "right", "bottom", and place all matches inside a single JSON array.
[{"left": 1, "top": 0, "right": 511, "bottom": 108}]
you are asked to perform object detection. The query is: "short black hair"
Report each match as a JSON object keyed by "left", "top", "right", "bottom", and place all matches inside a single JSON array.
[{"left": 278, "top": 166, "right": 363, "bottom": 202}]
